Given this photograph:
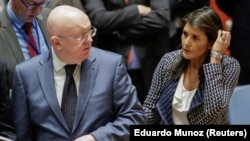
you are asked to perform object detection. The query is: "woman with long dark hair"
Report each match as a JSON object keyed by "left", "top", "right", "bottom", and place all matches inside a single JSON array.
[{"left": 143, "top": 6, "right": 240, "bottom": 125}]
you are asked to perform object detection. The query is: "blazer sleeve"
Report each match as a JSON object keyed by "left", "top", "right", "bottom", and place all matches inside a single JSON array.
[
  {"left": 83, "top": 0, "right": 141, "bottom": 32},
  {"left": 118, "top": 0, "right": 171, "bottom": 41},
  {"left": 202, "top": 56, "right": 240, "bottom": 115},
  {"left": 11, "top": 65, "right": 34, "bottom": 141}
]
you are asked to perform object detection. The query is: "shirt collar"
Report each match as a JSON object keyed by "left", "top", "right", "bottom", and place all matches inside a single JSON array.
[
  {"left": 52, "top": 48, "right": 66, "bottom": 73},
  {"left": 52, "top": 48, "right": 81, "bottom": 73}
]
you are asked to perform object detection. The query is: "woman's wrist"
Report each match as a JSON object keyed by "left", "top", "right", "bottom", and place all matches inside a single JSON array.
[
  {"left": 210, "top": 51, "right": 222, "bottom": 63},
  {"left": 210, "top": 51, "right": 223, "bottom": 60}
]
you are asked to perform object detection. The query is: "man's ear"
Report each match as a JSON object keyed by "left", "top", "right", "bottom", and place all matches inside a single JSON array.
[{"left": 50, "top": 36, "right": 62, "bottom": 50}]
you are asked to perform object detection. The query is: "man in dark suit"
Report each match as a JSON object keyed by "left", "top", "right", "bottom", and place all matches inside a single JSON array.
[
  {"left": 216, "top": 0, "right": 250, "bottom": 85},
  {"left": 11, "top": 5, "right": 146, "bottom": 141},
  {"left": 0, "top": 60, "right": 15, "bottom": 140},
  {"left": 46, "top": 0, "right": 85, "bottom": 11},
  {"left": 0, "top": 0, "right": 51, "bottom": 88},
  {"left": 82, "top": 0, "right": 171, "bottom": 104}
]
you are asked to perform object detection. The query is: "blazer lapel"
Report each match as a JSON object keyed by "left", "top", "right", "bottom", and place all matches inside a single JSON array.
[
  {"left": 37, "top": 52, "right": 69, "bottom": 131},
  {"left": 157, "top": 79, "right": 204, "bottom": 124},
  {"left": 1, "top": 8, "right": 25, "bottom": 61},
  {"left": 156, "top": 79, "right": 178, "bottom": 124},
  {"left": 73, "top": 56, "right": 98, "bottom": 132},
  {"left": 190, "top": 83, "right": 204, "bottom": 109},
  {"left": 36, "top": 49, "right": 99, "bottom": 132}
]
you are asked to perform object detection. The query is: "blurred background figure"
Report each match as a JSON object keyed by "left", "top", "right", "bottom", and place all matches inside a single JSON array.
[
  {"left": 0, "top": 3, "right": 15, "bottom": 140},
  {"left": 0, "top": 60, "right": 15, "bottom": 141},
  {"left": 47, "top": 0, "right": 84, "bottom": 11},
  {"left": 82, "top": 0, "right": 171, "bottom": 104},
  {"left": 169, "top": 0, "right": 209, "bottom": 50},
  {"left": 216, "top": 0, "right": 250, "bottom": 85},
  {"left": 0, "top": 0, "right": 5, "bottom": 11},
  {"left": 0, "top": 0, "right": 51, "bottom": 88}
]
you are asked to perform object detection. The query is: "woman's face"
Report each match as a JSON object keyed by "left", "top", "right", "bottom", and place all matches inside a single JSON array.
[{"left": 181, "top": 23, "right": 212, "bottom": 60}]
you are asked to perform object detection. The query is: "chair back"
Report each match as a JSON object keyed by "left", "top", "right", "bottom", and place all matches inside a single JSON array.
[{"left": 228, "top": 84, "right": 250, "bottom": 124}]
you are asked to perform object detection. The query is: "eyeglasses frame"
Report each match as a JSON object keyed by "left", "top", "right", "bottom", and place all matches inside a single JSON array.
[
  {"left": 21, "top": 0, "right": 50, "bottom": 10},
  {"left": 56, "top": 26, "right": 97, "bottom": 43}
]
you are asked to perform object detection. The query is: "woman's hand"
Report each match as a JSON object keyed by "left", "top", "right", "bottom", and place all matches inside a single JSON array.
[{"left": 211, "top": 29, "right": 231, "bottom": 54}]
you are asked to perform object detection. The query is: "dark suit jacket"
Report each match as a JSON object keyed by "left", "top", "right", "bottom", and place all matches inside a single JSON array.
[
  {"left": 11, "top": 47, "right": 147, "bottom": 141},
  {"left": 0, "top": 60, "right": 15, "bottom": 140},
  {"left": 46, "top": 0, "right": 85, "bottom": 11},
  {"left": 0, "top": 6, "right": 51, "bottom": 88},
  {"left": 83, "top": 0, "right": 171, "bottom": 91}
]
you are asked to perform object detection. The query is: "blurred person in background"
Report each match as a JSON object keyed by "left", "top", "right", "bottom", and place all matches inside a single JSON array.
[
  {"left": 0, "top": 3, "right": 15, "bottom": 140},
  {"left": 46, "top": 0, "right": 84, "bottom": 11},
  {"left": 0, "top": 60, "right": 15, "bottom": 141},
  {"left": 169, "top": 0, "right": 209, "bottom": 51},
  {"left": 0, "top": 0, "right": 51, "bottom": 88},
  {"left": 82, "top": 0, "right": 171, "bottom": 104}
]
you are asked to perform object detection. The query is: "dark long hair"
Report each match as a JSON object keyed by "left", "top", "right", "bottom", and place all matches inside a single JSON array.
[{"left": 172, "top": 6, "right": 223, "bottom": 81}]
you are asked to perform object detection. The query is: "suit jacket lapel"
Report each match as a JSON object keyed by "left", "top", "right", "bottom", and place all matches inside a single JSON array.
[
  {"left": 157, "top": 78, "right": 204, "bottom": 124},
  {"left": 37, "top": 52, "right": 69, "bottom": 131},
  {"left": 1, "top": 8, "right": 25, "bottom": 61},
  {"left": 190, "top": 83, "right": 204, "bottom": 109},
  {"left": 37, "top": 49, "right": 98, "bottom": 132},
  {"left": 156, "top": 79, "right": 178, "bottom": 124},
  {"left": 73, "top": 55, "right": 98, "bottom": 132}
]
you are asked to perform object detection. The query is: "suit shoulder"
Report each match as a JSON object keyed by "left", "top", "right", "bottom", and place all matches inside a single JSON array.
[
  {"left": 91, "top": 47, "right": 123, "bottom": 60},
  {"left": 15, "top": 52, "right": 48, "bottom": 70}
]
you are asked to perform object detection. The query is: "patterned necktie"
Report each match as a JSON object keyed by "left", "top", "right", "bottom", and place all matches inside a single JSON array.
[
  {"left": 61, "top": 64, "right": 77, "bottom": 131},
  {"left": 24, "top": 23, "right": 38, "bottom": 57}
]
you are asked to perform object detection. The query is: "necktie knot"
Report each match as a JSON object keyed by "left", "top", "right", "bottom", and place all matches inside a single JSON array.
[
  {"left": 64, "top": 65, "right": 76, "bottom": 76},
  {"left": 24, "top": 22, "right": 33, "bottom": 34}
]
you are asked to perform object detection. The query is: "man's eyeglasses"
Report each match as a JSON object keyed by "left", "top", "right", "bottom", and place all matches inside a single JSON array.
[
  {"left": 21, "top": 0, "right": 50, "bottom": 10},
  {"left": 57, "top": 26, "right": 97, "bottom": 43}
]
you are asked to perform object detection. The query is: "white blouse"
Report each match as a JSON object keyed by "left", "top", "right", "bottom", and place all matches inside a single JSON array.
[{"left": 172, "top": 73, "right": 197, "bottom": 124}]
